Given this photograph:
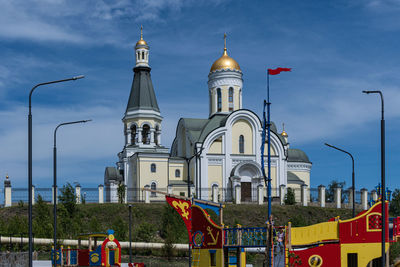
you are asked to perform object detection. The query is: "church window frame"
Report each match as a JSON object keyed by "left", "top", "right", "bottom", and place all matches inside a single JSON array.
[
  {"left": 151, "top": 163, "right": 156, "bottom": 173},
  {"left": 217, "top": 88, "right": 222, "bottom": 112},
  {"left": 175, "top": 169, "right": 181, "bottom": 178},
  {"left": 229, "top": 87, "right": 234, "bottom": 111},
  {"left": 150, "top": 182, "right": 157, "bottom": 197},
  {"left": 142, "top": 51, "right": 145, "bottom": 60},
  {"left": 239, "top": 135, "right": 244, "bottom": 154}
]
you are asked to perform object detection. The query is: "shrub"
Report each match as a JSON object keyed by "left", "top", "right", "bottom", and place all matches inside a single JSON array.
[
  {"left": 285, "top": 188, "right": 296, "bottom": 205},
  {"left": 117, "top": 182, "right": 126, "bottom": 204},
  {"left": 112, "top": 216, "right": 127, "bottom": 241},
  {"left": 135, "top": 222, "right": 156, "bottom": 242},
  {"left": 390, "top": 189, "right": 400, "bottom": 217}
]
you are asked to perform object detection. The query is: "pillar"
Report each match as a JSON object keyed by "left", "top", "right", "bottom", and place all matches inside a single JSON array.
[
  {"left": 98, "top": 184, "right": 104, "bottom": 204},
  {"left": 157, "top": 130, "right": 161, "bottom": 145},
  {"left": 348, "top": 187, "right": 354, "bottom": 210},
  {"left": 4, "top": 176, "right": 11, "bottom": 207},
  {"left": 318, "top": 185, "right": 326, "bottom": 208},
  {"left": 334, "top": 187, "right": 342, "bottom": 209},
  {"left": 167, "top": 185, "right": 173, "bottom": 195},
  {"left": 52, "top": 186, "right": 58, "bottom": 204},
  {"left": 32, "top": 185, "right": 35, "bottom": 205},
  {"left": 257, "top": 185, "right": 263, "bottom": 205},
  {"left": 144, "top": 185, "right": 150, "bottom": 204},
  {"left": 360, "top": 188, "right": 368, "bottom": 210},
  {"left": 137, "top": 128, "right": 142, "bottom": 143},
  {"left": 190, "top": 185, "right": 195, "bottom": 198},
  {"left": 279, "top": 184, "right": 286, "bottom": 205},
  {"left": 124, "top": 186, "right": 128, "bottom": 204},
  {"left": 212, "top": 185, "right": 219, "bottom": 203},
  {"left": 371, "top": 190, "right": 378, "bottom": 201},
  {"left": 301, "top": 184, "right": 308, "bottom": 207},
  {"left": 126, "top": 129, "right": 132, "bottom": 145},
  {"left": 150, "top": 129, "right": 155, "bottom": 145},
  {"left": 75, "top": 184, "right": 81, "bottom": 204},
  {"left": 234, "top": 185, "right": 241, "bottom": 204}
]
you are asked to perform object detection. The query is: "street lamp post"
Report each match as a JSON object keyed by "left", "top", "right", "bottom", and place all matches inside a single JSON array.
[
  {"left": 28, "top": 75, "right": 84, "bottom": 267},
  {"left": 53, "top": 119, "right": 91, "bottom": 265},
  {"left": 324, "top": 143, "right": 355, "bottom": 217},
  {"left": 363, "top": 90, "right": 386, "bottom": 267}
]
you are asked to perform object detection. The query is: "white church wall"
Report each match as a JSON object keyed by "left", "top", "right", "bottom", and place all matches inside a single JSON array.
[{"left": 231, "top": 119, "right": 253, "bottom": 154}]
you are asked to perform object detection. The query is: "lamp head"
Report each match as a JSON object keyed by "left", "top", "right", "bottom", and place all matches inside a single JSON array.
[
  {"left": 362, "top": 90, "right": 371, "bottom": 94},
  {"left": 72, "top": 75, "right": 85, "bottom": 80}
]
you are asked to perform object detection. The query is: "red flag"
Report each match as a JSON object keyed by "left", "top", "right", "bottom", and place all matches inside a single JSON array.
[
  {"left": 268, "top": 67, "right": 292, "bottom": 75},
  {"left": 166, "top": 196, "right": 192, "bottom": 241}
]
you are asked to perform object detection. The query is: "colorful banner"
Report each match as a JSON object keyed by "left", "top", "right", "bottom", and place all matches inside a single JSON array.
[
  {"left": 191, "top": 205, "right": 223, "bottom": 249},
  {"left": 166, "top": 196, "right": 192, "bottom": 241},
  {"left": 193, "top": 199, "right": 221, "bottom": 217}
]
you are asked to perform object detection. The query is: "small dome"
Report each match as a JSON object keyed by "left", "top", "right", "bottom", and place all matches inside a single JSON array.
[
  {"left": 210, "top": 34, "right": 240, "bottom": 73},
  {"left": 210, "top": 50, "right": 241, "bottom": 73},
  {"left": 136, "top": 39, "right": 148, "bottom": 46},
  {"left": 281, "top": 130, "right": 288, "bottom": 137},
  {"left": 135, "top": 25, "right": 148, "bottom": 47}
]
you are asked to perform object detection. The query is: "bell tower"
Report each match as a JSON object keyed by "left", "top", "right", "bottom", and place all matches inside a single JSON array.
[
  {"left": 122, "top": 26, "right": 163, "bottom": 148},
  {"left": 208, "top": 34, "right": 243, "bottom": 117}
]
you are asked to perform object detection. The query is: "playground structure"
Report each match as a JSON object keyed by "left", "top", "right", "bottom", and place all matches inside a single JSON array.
[
  {"left": 51, "top": 229, "right": 121, "bottom": 266},
  {"left": 286, "top": 201, "right": 400, "bottom": 266},
  {"left": 148, "top": 186, "right": 400, "bottom": 267}
]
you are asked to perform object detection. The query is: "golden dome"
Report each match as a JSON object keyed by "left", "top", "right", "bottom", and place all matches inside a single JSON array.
[
  {"left": 135, "top": 25, "right": 148, "bottom": 47},
  {"left": 210, "top": 34, "right": 241, "bottom": 73},
  {"left": 281, "top": 123, "right": 288, "bottom": 137}
]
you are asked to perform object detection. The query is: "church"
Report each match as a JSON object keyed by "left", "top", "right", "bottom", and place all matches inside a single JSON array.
[{"left": 104, "top": 28, "right": 312, "bottom": 203}]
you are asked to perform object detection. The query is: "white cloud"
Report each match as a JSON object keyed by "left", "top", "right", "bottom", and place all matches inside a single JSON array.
[{"left": 0, "top": 104, "right": 124, "bottom": 186}]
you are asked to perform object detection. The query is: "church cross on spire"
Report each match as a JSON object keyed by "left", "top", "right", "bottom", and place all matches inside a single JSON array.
[
  {"left": 140, "top": 25, "right": 143, "bottom": 40},
  {"left": 223, "top": 33, "right": 227, "bottom": 55}
]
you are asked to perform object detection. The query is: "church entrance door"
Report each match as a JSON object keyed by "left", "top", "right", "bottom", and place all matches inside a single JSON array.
[{"left": 241, "top": 182, "right": 252, "bottom": 202}]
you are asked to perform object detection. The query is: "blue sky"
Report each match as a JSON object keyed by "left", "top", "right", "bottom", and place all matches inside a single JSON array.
[{"left": 0, "top": 0, "right": 399, "bottom": 191}]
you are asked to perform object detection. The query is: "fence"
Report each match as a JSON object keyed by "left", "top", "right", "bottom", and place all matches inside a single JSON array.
[{"left": 0, "top": 183, "right": 377, "bottom": 211}]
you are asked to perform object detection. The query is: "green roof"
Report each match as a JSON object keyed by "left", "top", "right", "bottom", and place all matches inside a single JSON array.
[
  {"left": 126, "top": 66, "right": 160, "bottom": 113},
  {"left": 287, "top": 148, "right": 311, "bottom": 163},
  {"left": 287, "top": 171, "right": 305, "bottom": 185}
]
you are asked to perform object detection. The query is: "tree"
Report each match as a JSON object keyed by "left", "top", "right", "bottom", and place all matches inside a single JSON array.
[
  {"left": 390, "top": 189, "right": 400, "bottom": 216},
  {"left": 326, "top": 180, "right": 345, "bottom": 203},
  {"left": 58, "top": 183, "right": 77, "bottom": 217},
  {"left": 285, "top": 188, "right": 296, "bottom": 205},
  {"left": 117, "top": 182, "right": 126, "bottom": 204}
]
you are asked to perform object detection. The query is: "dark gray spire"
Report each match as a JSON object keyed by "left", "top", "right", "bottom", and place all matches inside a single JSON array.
[{"left": 126, "top": 66, "right": 160, "bottom": 113}]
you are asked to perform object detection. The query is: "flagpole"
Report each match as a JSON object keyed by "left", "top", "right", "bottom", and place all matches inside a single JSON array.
[{"left": 267, "top": 71, "right": 273, "bottom": 267}]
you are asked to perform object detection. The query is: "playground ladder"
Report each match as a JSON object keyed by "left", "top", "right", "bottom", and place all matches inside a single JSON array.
[{"left": 192, "top": 247, "right": 201, "bottom": 267}]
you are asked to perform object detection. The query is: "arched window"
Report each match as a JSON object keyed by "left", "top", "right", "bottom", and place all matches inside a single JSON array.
[
  {"left": 229, "top": 87, "right": 234, "bottom": 111},
  {"left": 217, "top": 88, "right": 222, "bottom": 112},
  {"left": 142, "top": 51, "right": 145, "bottom": 60},
  {"left": 151, "top": 182, "right": 156, "bottom": 197},
  {"left": 151, "top": 163, "right": 156, "bottom": 173},
  {"left": 239, "top": 135, "right": 244, "bottom": 154},
  {"left": 175, "top": 169, "right": 181, "bottom": 178},
  {"left": 142, "top": 124, "right": 150, "bottom": 144},
  {"left": 130, "top": 125, "right": 137, "bottom": 145}
]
